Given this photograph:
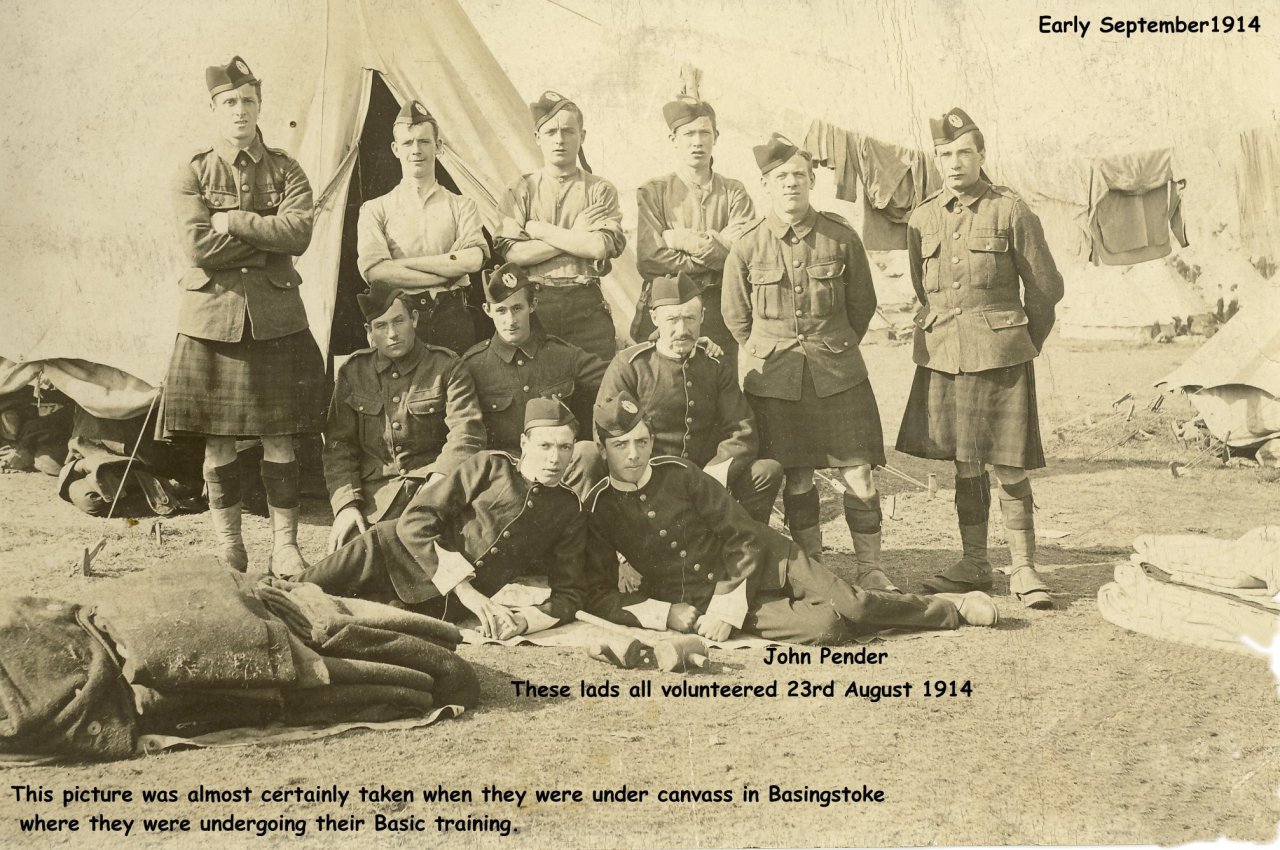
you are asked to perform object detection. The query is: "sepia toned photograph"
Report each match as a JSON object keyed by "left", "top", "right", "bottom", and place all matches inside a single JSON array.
[{"left": 1, "top": 0, "right": 1277, "bottom": 847}]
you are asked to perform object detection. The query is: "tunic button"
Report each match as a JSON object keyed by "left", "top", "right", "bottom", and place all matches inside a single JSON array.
[
  {"left": 794, "top": 286, "right": 803, "bottom": 293},
  {"left": 797, "top": 333, "right": 806, "bottom": 341},
  {"left": 522, "top": 385, "right": 530, "bottom": 392},
  {"left": 953, "top": 232, "right": 961, "bottom": 239},
  {"left": 952, "top": 282, "right": 961, "bottom": 290},
  {"left": 394, "top": 445, "right": 402, "bottom": 452},
  {"left": 795, "top": 310, "right": 803, "bottom": 317},
  {"left": 686, "top": 381, "right": 693, "bottom": 388},
  {"left": 357, "top": 405, "right": 365, "bottom": 411},
  {"left": 659, "top": 529, "right": 667, "bottom": 537},
  {"left": 476, "top": 560, "right": 484, "bottom": 568},
  {"left": 241, "top": 184, "right": 249, "bottom": 191},
  {"left": 679, "top": 550, "right": 687, "bottom": 558},
  {"left": 951, "top": 256, "right": 960, "bottom": 265},
  {"left": 685, "top": 417, "right": 693, "bottom": 424},
  {"left": 953, "top": 307, "right": 962, "bottom": 316},
  {"left": 502, "top": 531, "right": 511, "bottom": 538},
  {"left": 670, "top": 541, "right": 679, "bottom": 549},
  {"left": 393, "top": 395, "right": 401, "bottom": 403},
  {"left": 706, "top": 572, "right": 714, "bottom": 580},
  {"left": 792, "top": 260, "right": 801, "bottom": 268},
  {"left": 647, "top": 511, "right": 656, "bottom": 518},
  {"left": 87, "top": 721, "right": 102, "bottom": 735},
  {"left": 391, "top": 372, "right": 400, "bottom": 379},
  {"left": 399, "top": 468, "right": 407, "bottom": 475},
  {"left": 527, "top": 500, "right": 534, "bottom": 507},
  {"left": 688, "top": 400, "right": 695, "bottom": 407},
  {"left": 516, "top": 360, "right": 524, "bottom": 366},
  {"left": 638, "top": 494, "right": 646, "bottom": 501},
  {"left": 693, "top": 564, "right": 701, "bottom": 571},
  {"left": 392, "top": 422, "right": 402, "bottom": 430},
  {"left": 240, "top": 268, "right": 248, "bottom": 273}
]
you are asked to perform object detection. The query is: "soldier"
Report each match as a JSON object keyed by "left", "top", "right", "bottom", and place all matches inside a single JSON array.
[
  {"left": 494, "top": 91, "right": 626, "bottom": 362},
  {"left": 583, "top": 392, "right": 996, "bottom": 644},
  {"left": 897, "top": 108, "right": 1064, "bottom": 610},
  {"left": 300, "top": 399, "right": 588, "bottom": 639},
  {"left": 633, "top": 96, "right": 756, "bottom": 357},
  {"left": 722, "top": 133, "right": 894, "bottom": 591},
  {"left": 357, "top": 100, "right": 488, "bottom": 354},
  {"left": 323, "top": 286, "right": 485, "bottom": 552},
  {"left": 159, "top": 56, "right": 324, "bottom": 576},
  {"left": 460, "top": 262, "right": 606, "bottom": 498},
  {"left": 599, "top": 271, "right": 781, "bottom": 524}
]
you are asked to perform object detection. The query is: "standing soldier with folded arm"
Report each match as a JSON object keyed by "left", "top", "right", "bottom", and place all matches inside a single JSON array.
[
  {"left": 897, "top": 108, "right": 1064, "bottom": 609},
  {"left": 160, "top": 56, "right": 324, "bottom": 576},
  {"left": 633, "top": 96, "right": 756, "bottom": 357},
  {"left": 357, "top": 101, "right": 489, "bottom": 355},
  {"left": 495, "top": 91, "right": 626, "bottom": 362},
  {"left": 722, "top": 133, "right": 895, "bottom": 592}
]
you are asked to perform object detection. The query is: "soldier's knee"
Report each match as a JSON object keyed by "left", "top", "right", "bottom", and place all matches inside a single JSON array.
[
  {"left": 783, "top": 467, "right": 815, "bottom": 493},
  {"left": 67, "top": 479, "right": 110, "bottom": 517},
  {"left": 991, "top": 464, "right": 1026, "bottom": 486},
  {"left": 955, "top": 460, "right": 985, "bottom": 478},
  {"left": 753, "top": 459, "right": 784, "bottom": 488}
]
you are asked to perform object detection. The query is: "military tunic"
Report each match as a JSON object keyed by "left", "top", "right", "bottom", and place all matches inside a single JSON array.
[
  {"left": 896, "top": 179, "right": 1064, "bottom": 468},
  {"left": 302, "top": 451, "right": 586, "bottom": 632},
  {"left": 160, "top": 131, "right": 325, "bottom": 438},
  {"left": 597, "top": 341, "right": 781, "bottom": 522},
  {"left": 721, "top": 207, "right": 885, "bottom": 467},
  {"left": 633, "top": 172, "right": 756, "bottom": 352},
  {"left": 494, "top": 169, "right": 626, "bottom": 361},
  {"left": 584, "top": 457, "right": 961, "bottom": 644},
  {"left": 323, "top": 341, "right": 485, "bottom": 523}
]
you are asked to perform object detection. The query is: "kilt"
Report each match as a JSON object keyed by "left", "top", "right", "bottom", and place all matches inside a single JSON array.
[
  {"left": 749, "top": 363, "right": 886, "bottom": 469},
  {"left": 895, "top": 362, "right": 1045, "bottom": 469},
  {"left": 159, "top": 329, "right": 325, "bottom": 439}
]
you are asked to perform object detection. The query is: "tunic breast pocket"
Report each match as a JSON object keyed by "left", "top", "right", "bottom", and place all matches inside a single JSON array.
[
  {"left": 202, "top": 189, "right": 239, "bottom": 211},
  {"left": 407, "top": 390, "right": 448, "bottom": 441},
  {"left": 748, "top": 265, "right": 784, "bottom": 320},
  {"left": 919, "top": 233, "right": 942, "bottom": 292},
  {"left": 805, "top": 259, "right": 845, "bottom": 317},
  {"left": 344, "top": 394, "right": 385, "bottom": 444},
  {"left": 967, "top": 232, "right": 1010, "bottom": 289},
  {"left": 541, "top": 378, "right": 575, "bottom": 403}
]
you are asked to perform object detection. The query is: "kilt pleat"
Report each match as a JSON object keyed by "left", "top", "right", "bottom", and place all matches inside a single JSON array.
[{"left": 750, "top": 363, "right": 886, "bottom": 468}]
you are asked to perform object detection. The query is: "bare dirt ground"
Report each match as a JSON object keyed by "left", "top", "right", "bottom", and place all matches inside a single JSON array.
[{"left": 1, "top": 334, "right": 1277, "bottom": 849}]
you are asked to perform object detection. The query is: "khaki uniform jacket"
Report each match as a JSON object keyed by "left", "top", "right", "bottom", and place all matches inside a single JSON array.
[
  {"left": 323, "top": 342, "right": 485, "bottom": 520},
  {"left": 722, "top": 208, "right": 877, "bottom": 400},
  {"left": 460, "top": 331, "right": 606, "bottom": 452},
  {"left": 174, "top": 133, "right": 314, "bottom": 342},
  {"left": 906, "top": 180, "right": 1065, "bottom": 374}
]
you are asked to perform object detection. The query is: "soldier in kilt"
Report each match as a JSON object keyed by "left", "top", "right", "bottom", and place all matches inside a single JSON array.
[
  {"left": 722, "top": 134, "right": 897, "bottom": 593},
  {"left": 159, "top": 56, "right": 324, "bottom": 576},
  {"left": 896, "top": 108, "right": 1065, "bottom": 609}
]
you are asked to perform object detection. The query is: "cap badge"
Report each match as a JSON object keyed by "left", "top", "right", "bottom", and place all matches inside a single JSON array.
[
  {"left": 545, "top": 92, "right": 561, "bottom": 102},
  {"left": 621, "top": 400, "right": 638, "bottom": 414},
  {"left": 948, "top": 113, "right": 963, "bottom": 128},
  {"left": 235, "top": 59, "right": 249, "bottom": 74},
  {"left": 502, "top": 272, "right": 518, "bottom": 288}
]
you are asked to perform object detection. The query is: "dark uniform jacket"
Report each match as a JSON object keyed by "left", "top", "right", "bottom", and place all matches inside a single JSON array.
[
  {"left": 460, "top": 331, "right": 606, "bottom": 451},
  {"left": 906, "top": 179, "right": 1065, "bottom": 374},
  {"left": 395, "top": 451, "right": 586, "bottom": 626},
  {"left": 174, "top": 131, "right": 314, "bottom": 342},
  {"left": 585, "top": 457, "right": 788, "bottom": 630},
  {"left": 722, "top": 208, "right": 877, "bottom": 400},
  {"left": 598, "top": 341, "right": 757, "bottom": 469},
  {"left": 323, "top": 342, "right": 485, "bottom": 520}
]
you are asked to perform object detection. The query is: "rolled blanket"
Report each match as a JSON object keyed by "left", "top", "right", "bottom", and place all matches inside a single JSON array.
[
  {"left": 280, "top": 685, "right": 434, "bottom": 726},
  {"left": 316, "top": 624, "right": 479, "bottom": 709}
]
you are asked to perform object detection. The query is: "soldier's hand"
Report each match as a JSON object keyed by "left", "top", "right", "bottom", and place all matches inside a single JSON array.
[
  {"left": 504, "top": 611, "right": 529, "bottom": 639},
  {"left": 696, "top": 337, "right": 724, "bottom": 358},
  {"left": 695, "top": 614, "right": 733, "bottom": 642},
  {"left": 666, "top": 602, "right": 699, "bottom": 633},
  {"left": 454, "top": 582, "right": 519, "bottom": 640},
  {"left": 326, "top": 505, "right": 369, "bottom": 554},
  {"left": 210, "top": 212, "right": 230, "bottom": 234},
  {"left": 617, "top": 559, "right": 643, "bottom": 593},
  {"left": 524, "top": 219, "right": 551, "bottom": 240}
]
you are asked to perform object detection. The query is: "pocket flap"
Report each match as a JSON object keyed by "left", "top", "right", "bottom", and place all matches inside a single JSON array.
[
  {"left": 807, "top": 260, "right": 846, "bottom": 279},
  {"left": 919, "top": 233, "right": 941, "bottom": 258},
  {"left": 748, "top": 266, "right": 783, "bottom": 286},
  {"left": 745, "top": 339, "right": 778, "bottom": 359},
  {"left": 479, "top": 392, "right": 513, "bottom": 413},
  {"left": 914, "top": 305, "right": 937, "bottom": 331},
  {"left": 180, "top": 269, "right": 212, "bottom": 291},
  {"left": 407, "top": 390, "right": 445, "bottom": 416},
  {"left": 202, "top": 190, "right": 238, "bottom": 210},
  {"left": 821, "top": 328, "right": 858, "bottom": 352},
  {"left": 542, "top": 379, "right": 575, "bottom": 401},
  {"left": 267, "top": 267, "right": 303, "bottom": 290},
  {"left": 345, "top": 394, "right": 384, "bottom": 415},
  {"left": 968, "top": 235, "right": 1009, "bottom": 253},
  {"left": 982, "top": 308, "right": 1029, "bottom": 330}
]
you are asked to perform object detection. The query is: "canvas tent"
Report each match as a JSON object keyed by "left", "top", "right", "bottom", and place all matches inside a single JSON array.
[
  {"left": 0, "top": 0, "right": 642, "bottom": 420},
  {"left": 1157, "top": 282, "right": 1280, "bottom": 447},
  {"left": 1056, "top": 260, "right": 1209, "bottom": 342}
]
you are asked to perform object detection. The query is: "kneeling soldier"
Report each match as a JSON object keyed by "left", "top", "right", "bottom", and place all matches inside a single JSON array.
[
  {"left": 301, "top": 399, "right": 586, "bottom": 639},
  {"left": 584, "top": 392, "right": 997, "bottom": 645}
]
